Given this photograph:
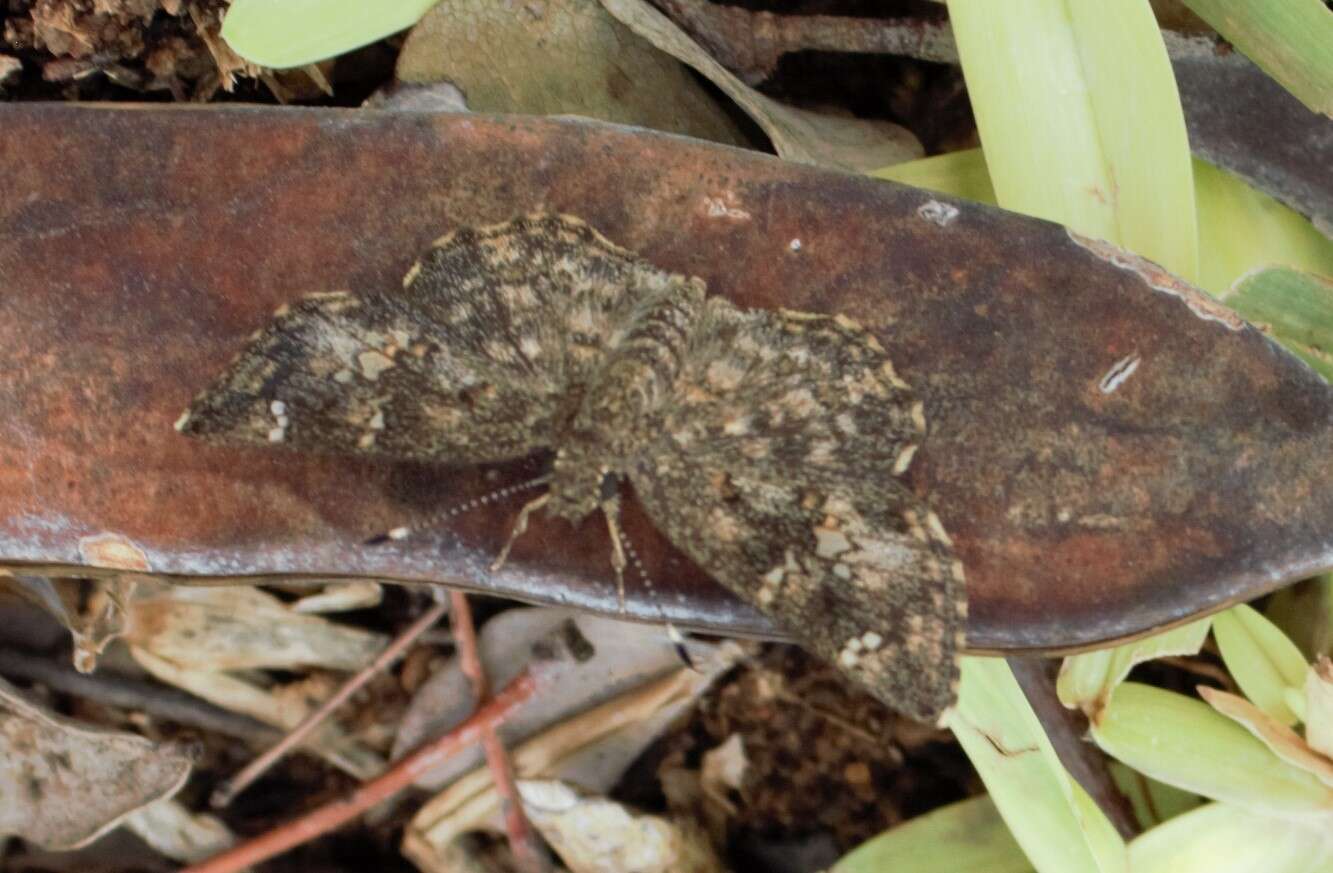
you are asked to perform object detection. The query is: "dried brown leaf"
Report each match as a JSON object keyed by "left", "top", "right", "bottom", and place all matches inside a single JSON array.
[{"left": 396, "top": 0, "right": 746, "bottom": 147}]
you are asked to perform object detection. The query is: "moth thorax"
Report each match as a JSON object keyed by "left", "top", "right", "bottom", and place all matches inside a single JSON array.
[{"left": 547, "top": 447, "right": 612, "bottom": 522}]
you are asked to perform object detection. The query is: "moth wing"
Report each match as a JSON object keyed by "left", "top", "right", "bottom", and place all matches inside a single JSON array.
[
  {"left": 633, "top": 302, "right": 963, "bottom": 721},
  {"left": 178, "top": 214, "right": 690, "bottom": 464},
  {"left": 631, "top": 459, "right": 965, "bottom": 723},
  {"left": 661, "top": 301, "right": 925, "bottom": 494}
]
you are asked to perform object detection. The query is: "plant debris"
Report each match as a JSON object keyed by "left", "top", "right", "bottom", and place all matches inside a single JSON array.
[{"left": 2, "top": 0, "right": 242, "bottom": 98}]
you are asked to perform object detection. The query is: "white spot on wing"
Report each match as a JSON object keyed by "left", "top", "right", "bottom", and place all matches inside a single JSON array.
[
  {"left": 357, "top": 350, "right": 395, "bottom": 380},
  {"left": 815, "top": 527, "right": 852, "bottom": 558}
]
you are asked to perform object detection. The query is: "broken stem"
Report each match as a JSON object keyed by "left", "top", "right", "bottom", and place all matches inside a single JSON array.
[
  {"left": 210, "top": 593, "right": 451, "bottom": 808},
  {"left": 181, "top": 668, "right": 537, "bottom": 873}
]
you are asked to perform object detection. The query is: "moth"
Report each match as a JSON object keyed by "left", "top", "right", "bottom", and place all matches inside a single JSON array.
[{"left": 176, "top": 214, "right": 967, "bottom": 723}]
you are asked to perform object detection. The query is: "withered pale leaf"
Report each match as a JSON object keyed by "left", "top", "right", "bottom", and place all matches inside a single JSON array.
[
  {"left": 123, "top": 798, "right": 235, "bottom": 864},
  {"left": 125, "top": 584, "right": 386, "bottom": 672},
  {"left": 0, "top": 676, "right": 192, "bottom": 849},
  {"left": 1199, "top": 685, "right": 1333, "bottom": 789},
  {"left": 130, "top": 646, "right": 383, "bottom": 779},
  {"left": 518, "top": 780, "right": 725, "bottom": 873},
  {"left": 597, "top": 0, "right": 922, "bottom": 171},
  {"left": 290, "top": 579, "right": 384, "bottom": 614},
  {"left": 1306, "top": 656, "right": 1333, "bottom": 760}
]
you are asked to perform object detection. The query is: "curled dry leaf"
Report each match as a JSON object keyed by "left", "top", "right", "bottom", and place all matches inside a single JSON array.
[
  {"left": 1305, "top": 656, "right": 1333, "bottom": 760},
  {"left": 4, "top": 576, "right": 139, "bottom": 673},
  {"left": 518, "top": 779, "right": 726, "bottom": 873},
  {"left": 0, "top": 676, "right": 193, "bottom": 849},
  {"left": 597, "top": 0, "right": 922, "bottom": 171},
  {"left": 395, "top": 0, "right": 746, "bottom": 147},
  {"left": 1198, "top": 685, "right": 1333, "bottom": 790},
  {"left": 1057, "top": 617, "right": 1212, "bottom": 724}
]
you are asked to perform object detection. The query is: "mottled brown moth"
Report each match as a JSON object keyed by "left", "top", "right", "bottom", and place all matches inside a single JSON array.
[{"left": 177, "top": 214, "right": 967, "bottom": 722}]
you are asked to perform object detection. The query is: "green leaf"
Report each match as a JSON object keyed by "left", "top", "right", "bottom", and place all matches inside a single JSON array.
[
  {"left": 1308, "top": 658, "right": 1333, "bottom": 760},
  {"left": 1180, "top": 0, "right": 1333, "bottom": 117},
  {"left": 1219, "top": 268, "right": 1333, "bottom": 383},
  {"left": 1264, "top": 575, "right": 1333, "bottom": 662},
  {"left": 1194, "top": 159, "right": 1333, "bottom": 296},
  {"left": 946, "top": 658, "right": 1127, "bottom": 873},
  {"left": 1091, "top": 682, "right": 1333, "bottom": 816},
  {"left": 1107, "top": 761, "right": 1202, "bottom": 830},
  {"left": 1128, "top": 801, "right": 1333, "bottom": 873},
  {"left": 945, "top": 0, "right": 1197, "bottom": 280},
  {"left": 873, "top": 148, "right": 997, "bottom": 205},
  {"left": 1057, "top": 619, "right": 1211, "bottom": 723},
  {"left": 833, "top": 795, "right": 1033, "bottom": 873},
  {"left": 1212, "top": 604, "right": 1311, "bottom": 726},
  {"left": 221, "top": 0, "right": 441, "bottom": 69}
]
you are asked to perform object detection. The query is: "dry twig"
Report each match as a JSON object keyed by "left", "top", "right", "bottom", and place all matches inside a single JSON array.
[
  {"left": 0, "top": 646, "right": 278, "bottom": 744},
  {"left": 180, "top": 669, "right": 537, "bottom": 873},
  {"left": 652, "top": 0, "right": 958, "bottom": 82},
  {"left": 210, "top": 593, "right": 452, "bottom": 807},
  {"left": 651, "top": 0, "right": 1239, "bottom": 83}
]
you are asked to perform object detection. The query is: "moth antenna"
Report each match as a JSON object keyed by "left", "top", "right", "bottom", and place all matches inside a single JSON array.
[
  {"left": 363, "top": 474, "right": 551, "bottom": 545},
  {"left": 618, "top": 521, "right": 697, "bottom": 671}
]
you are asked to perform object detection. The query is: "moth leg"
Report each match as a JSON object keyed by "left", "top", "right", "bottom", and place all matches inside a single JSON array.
[
  {"left": 600, "top": 493, "right": 628, "bottom": 610},
  {"left": 490, "top": 492, "right": 551, "bottom": 573}
]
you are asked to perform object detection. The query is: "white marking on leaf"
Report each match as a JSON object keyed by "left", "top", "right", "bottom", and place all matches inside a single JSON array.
[
  {"left": 917, "top": 199, "right": 960, "bottom": 227},
  {"left": 1098, "top": 353, "right": 1141, "bottom": 394}
]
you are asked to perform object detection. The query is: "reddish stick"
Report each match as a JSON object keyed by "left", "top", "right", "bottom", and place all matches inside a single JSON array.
[
  {"left": 181, "top": 670, "right": 536, "bottom": 873},
  {"left": 211, "top": 594, "right": 451, "bottom": 808},
  {"left": 449, "top": 590, "right": 551, "bottom": 873}
]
